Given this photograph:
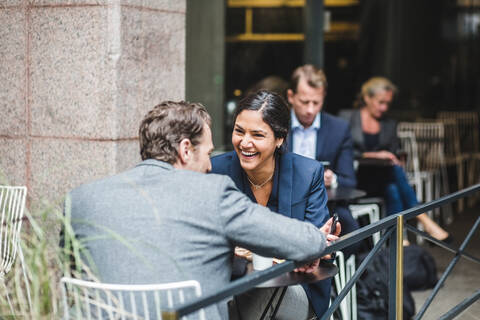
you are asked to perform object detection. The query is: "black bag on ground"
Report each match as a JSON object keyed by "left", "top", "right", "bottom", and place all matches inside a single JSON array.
[
  {"left": 356, "top": 249, "right": 415, "bottom": 320},
  {"left": 403, "top": 244, "right": 438, "bottom": 291}
]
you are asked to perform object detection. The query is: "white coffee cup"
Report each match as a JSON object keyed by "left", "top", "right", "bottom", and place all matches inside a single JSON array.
[{"left": 252, "top": 253, "right": 273, "bottom": 270}]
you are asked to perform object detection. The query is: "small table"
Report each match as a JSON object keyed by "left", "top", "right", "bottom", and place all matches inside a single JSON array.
[
  {"left": 327, "top": 187, "right": 367, "bottom": 203},
  {"left": 242, "top": 261, "right": 338, "bottom": 320},
  {"left": 248, "top": 261, "right": 338, "bottom": 288},
  {"left": 327, "top": 186, "right": 367, "bottom": 214},
  {"left": 356, "top": 158, "right": 394, "bottom": 167}
]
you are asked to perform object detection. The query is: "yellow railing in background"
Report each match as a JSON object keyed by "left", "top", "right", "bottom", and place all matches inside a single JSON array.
[
  {"left": 228, "top": 0, "right": 359, "bottom": 7},
  {"left": 226, "top": 0, "right": 359, "bottom": 42},
  {"left": 226, "top": 22, "right": 359, "bottom": 42}
]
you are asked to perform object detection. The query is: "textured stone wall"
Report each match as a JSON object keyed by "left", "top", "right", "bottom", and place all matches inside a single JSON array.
[{"left": 0, "top": 0, "right": 185, "bottom": 206}]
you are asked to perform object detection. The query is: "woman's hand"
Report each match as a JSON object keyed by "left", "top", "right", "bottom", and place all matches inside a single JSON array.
[
  {"left": 294, "top": 258, "right": 320, "bottom": 273},
  {"left": 296, "top": 217, "right": 341, "bottom": 273},
  {"left": 234, "top": 247, "right": 252, "bottom": 261},
  {"left": 324, "top": 169, "right": 335, "bottom": 187}
]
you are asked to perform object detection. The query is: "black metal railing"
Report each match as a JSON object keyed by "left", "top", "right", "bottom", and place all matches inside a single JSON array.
[{"left": 163, "top": 184, "right": 480, "bottom": 320}]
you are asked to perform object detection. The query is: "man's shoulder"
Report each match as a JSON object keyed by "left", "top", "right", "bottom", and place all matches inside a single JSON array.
[
  {"left": 323, "top": 112, "right": 350, "bottom": 129},
  {"left": 178, "top": 167, "right": 231, "bottom": 185},
  {"left": 69, "top": 161, "right": 233, "bottom": 204}
]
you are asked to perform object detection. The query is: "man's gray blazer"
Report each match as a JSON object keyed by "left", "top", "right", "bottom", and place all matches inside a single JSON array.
[{"left": 66, "top": 159, "right": 328, "bottom": 319}]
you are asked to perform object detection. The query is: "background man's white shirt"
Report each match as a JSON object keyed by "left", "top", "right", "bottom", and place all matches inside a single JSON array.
[
  {"left": 291, "top": 111, "right": 337, "bottom": 188},
  {"left": 291, "top": 111, "right": 320, "bottom": 160}
]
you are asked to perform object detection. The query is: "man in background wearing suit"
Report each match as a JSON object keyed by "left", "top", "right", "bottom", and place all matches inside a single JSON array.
[
  {"left": 287, "top": 65, "right": 360, "bottom": 257},
  {"left": 65, "top": 101, "right": 339, "bottom": 320}
]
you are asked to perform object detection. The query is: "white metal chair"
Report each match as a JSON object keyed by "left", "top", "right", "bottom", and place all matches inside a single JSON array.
[
  {"left": 438, "top": 111, "right": 480, "bottom": 207},
  {"left": 397, "top": 131, "right": 431, "bottom": 204},
  {"left": 61, "top": 277, "right": 206, "bottom": 320},
  {"left": 397, "top": 131, "right": 435, "bottom": 244},
  {"left": 333, "top": 251, "right": 357, "bottom": 320},
  {"left": 435, "top": 118, "right": 467, "bottom": 212},
  {"left": 345, "top": 255, "right": 356, "bottom": 320},
  {"left": 349, "top": 204, "right": 380, "bottom": 246},
  {"left": 397, "top": 121, "right": 454, "bottom": 224},
  {"left": 0, "top": 186, "right": 32, "bottom": 314}
]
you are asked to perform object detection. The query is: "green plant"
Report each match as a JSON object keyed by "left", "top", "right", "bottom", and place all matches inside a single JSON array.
[{"left": 0, "top": 198, "right": 94, "bottom": 319}]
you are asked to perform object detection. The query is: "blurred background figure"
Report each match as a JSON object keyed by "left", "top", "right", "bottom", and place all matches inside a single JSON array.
[
  {"left": 286, "top": 65, "right": 361, "bottom": 257},
  {"left": 340, "top": 77, "right": 451, "bottom": 243},
  {"left": 245, "top": 75, "right": 289, "bottom": 101}
]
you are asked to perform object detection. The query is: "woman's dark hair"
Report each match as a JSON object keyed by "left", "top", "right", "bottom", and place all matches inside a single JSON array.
[{"left": 234, "top": 90, "right": 290, "bottom": 153}]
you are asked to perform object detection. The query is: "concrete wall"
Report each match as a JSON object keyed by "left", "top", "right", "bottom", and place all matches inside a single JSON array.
[{"left": 0, "top": 0, "right": 185, "bottom": 206}]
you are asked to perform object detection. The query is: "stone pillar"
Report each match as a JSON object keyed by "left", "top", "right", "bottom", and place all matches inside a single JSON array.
[{"left": 0, "top": 0, "right": 186, "bottom": 206}]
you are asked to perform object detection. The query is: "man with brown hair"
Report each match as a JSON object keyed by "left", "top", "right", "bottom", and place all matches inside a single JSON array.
[
  {"left": 66, "top": 100, "right": 339, "bottom": 319},
  {"left": 287, "top": 64, "right": 360, "bottom": 315},
  {"left": 287, "top": 64, "right": 357, "bottom": 205}
]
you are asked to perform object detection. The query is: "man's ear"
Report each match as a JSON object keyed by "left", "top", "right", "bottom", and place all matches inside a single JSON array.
[
  {"left": 287, "top": 89, "right": 294, "bottom": 104},
  {"left": 177, "top": 138, "right": 192, "bottom": 165}
]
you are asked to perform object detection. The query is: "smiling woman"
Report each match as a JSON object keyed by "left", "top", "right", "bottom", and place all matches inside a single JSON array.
[
  {"left": 230, "top": 91, "right": 288, "bottom": 205},
  {"left": 210, "top": 90, "right": 333, "bottom": 319},
  {"left": 232, "top": 110, "right": 280, "bottom": 182}
]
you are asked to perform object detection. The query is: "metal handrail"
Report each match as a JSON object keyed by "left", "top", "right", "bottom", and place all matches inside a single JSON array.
[{"left": 163, "top": 183, "right": 480, "bottom": 319}]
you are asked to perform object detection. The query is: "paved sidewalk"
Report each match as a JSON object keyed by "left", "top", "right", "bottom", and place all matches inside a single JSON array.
[{"left": 411, "top": 206, "right": 480, "bottom": 320}]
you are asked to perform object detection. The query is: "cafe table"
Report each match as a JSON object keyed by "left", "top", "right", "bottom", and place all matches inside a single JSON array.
[
  {"left": 355, "top": 158, "right": 394, "bottom": 167},
  {"left": 327, "top": 187, "right": 367, "bottom": 203},
  {"left": 327, "top": 186, "right": 367, "bottom": 216},
  {"left": 243, "top": 260, "right": 338, "bottom": 320}
]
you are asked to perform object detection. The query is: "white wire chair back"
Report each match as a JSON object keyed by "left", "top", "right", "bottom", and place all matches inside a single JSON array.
[
  {"left": 435, "top": 118, "right": 464, "bottom": 165},
  {"left": 397, "top": 121, "right": 446, "bottom": 172},
  {"left": 397, "top": 122, "right": 454, "bottom": 222},
  {"left": 397, "top": 131, "right": 437, "bottom": 241},
  {"left": 438, "top": 111, "right": 480, "bottom": 206},
  {"left": 333, "top": 251, "right": 357, "bottom": 320},
  {"left": 437, "top": 111, "right": 480, "bottom": 155},
  {"left": 397, "top": 131, "right": 421, "bottom": 180},
  {"left": 0, "top": 186, "right": 27, "bottom": 276},
  {"left": 61, "top": 277, "right": 206, "bottom": 320}
]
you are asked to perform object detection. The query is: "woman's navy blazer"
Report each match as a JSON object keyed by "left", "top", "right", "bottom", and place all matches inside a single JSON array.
[
  {"left": 211, "top": 151, "right": 329, "bottom": 227},
  {"left": 210, "top": 151, "right": 331, "bottom": 317}
]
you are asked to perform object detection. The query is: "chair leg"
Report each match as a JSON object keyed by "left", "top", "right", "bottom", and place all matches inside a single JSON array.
[
  {"left": 371, "top": 205, "right": 380, "bottom": 246},
  {"left": 1, "top": 278, "right": 16, "bottom": 316},
  {"left": 333, "top": 251, "right": 349, "bottom": 320},
  {"left": 467, "top": 158, "right": 475, "bottom": 207},
  {"left": 424, "top": 174, "right": 433, "bottom": 220},
  {"left": 346, "top": 255, "right": 356, "bottom": 320},
  {"left": 433, "top": 171, "right": 441, "bottom": 221},
  {"left": 457, "top": 162, "right": 464, "bottom": 212},
  {"left": 441, "top": 166, "right": 454, "bottom": 225},
  {"left": 18, "top": 246, "right": 33, "bottom": 313},
  {"left": 467, "top": 157, "right": 479, "bottom": 207},
  {"left": 416, "top": 221, "right": 425, "bottom": 245}
]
